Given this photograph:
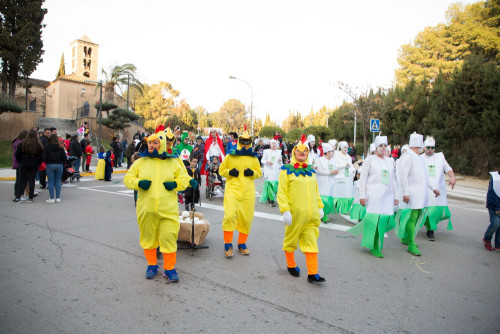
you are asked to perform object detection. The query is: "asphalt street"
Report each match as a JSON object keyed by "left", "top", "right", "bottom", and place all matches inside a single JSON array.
[{"left": 0, "top": 174, "right": 498, "bottom": 334}]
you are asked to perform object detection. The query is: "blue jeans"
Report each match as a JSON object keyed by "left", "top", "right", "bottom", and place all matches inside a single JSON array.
[
  {"left": 46, "top": 163, "right": 63, "bottom": 199},
  {"left": 484, "top": 209, "right": 500, "bottom": 248},
  {"left": 72, "top": 157, "right": 81, "bottom": 174}
]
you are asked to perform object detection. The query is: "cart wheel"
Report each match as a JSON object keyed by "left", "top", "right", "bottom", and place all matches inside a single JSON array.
[
  {"left": 205, "top": 186, "right": 209, "bottom": 199},
  {"left": 208, "top": 186, "right": 212, "bottom": 201}
]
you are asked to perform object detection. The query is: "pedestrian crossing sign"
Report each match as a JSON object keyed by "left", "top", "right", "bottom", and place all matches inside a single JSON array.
[{"left": 370, "top": 119, "right": 380, "bottom": 132}]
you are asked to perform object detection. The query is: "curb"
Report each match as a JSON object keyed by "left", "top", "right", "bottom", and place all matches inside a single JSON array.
[
  {"left": 447, "top": 193, "right": 485, "bottom": 205},
  {"left": 0, "top": 169, "right": 128, "bottom": 181}
]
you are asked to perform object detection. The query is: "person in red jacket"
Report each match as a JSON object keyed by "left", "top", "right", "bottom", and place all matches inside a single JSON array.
[{"left": 85, "top": 140, "right": 94, "bottom": 172}]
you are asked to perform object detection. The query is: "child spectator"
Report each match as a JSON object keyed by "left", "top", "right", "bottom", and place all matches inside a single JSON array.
[
  {"left": 95, "top": 145, "right": 105, "bottom": 180},
  {"left": 84, "top": 140, "right": 94, "bottom": 172},
  {"left": 208, "top": 156, "right": 223, "bottom": 184},
  {"left": 104, "top": 147, "right": 113, "bottom": 181},
  {"left": 184, "top": 156, "right": 201, "bottom": 211}
]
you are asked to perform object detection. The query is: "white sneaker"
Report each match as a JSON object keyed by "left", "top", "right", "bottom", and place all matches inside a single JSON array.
[
  {"left": 34, "top": 189, "right": 41, "bottom": 194},
  {"left": 55, "top": 198, "right": 61, "bottom": 203},
  {"left": 21, "top": 195, "right": 28, "bottom": 201},
  {"left": 46, "top": 199, "right": 55, "bottom": 204}
]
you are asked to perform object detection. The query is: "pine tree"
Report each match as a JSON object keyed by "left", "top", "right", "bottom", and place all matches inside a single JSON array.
[{"left": 56, "top": 53, "right": 65, "bottom": 78}]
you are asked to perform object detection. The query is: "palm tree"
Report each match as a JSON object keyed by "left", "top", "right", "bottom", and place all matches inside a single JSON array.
[{"left": 101, "top": 63, "right": 144, "bottom": 103}]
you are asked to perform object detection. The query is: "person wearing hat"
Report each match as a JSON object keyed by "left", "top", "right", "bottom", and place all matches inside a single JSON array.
[
  {"left": 333, "top": 141, "right": 355, "bottom": 214},
  {"left": 328, "top": 139, "right": 338, "bottom": 151},
  {"left": 395, "top": 132, "right": 436, "bottom": 256},
  {"left": 175, "top": 131, "right": 193, "bottom": 162},
  {"left": 347, "top": 136, "right": 399, "bottom": 258},
  {"left": 277, "top": 134, "right": 325, "bottom": 283},
  {"left": 306, "top": 134, "right": 320, "bottom": 165},
  {"left": 259, "top": 139, "right": 282, "bottom": 207},
  {"left": 201, "top": 128, "right": 225, "bottom": 186},
  {"left": 316, "top": 143, "right": 338, "bottom": 222},
  {"left": 124, "top": 126, "right": 192, "bottom": 282},
  {"left": 192, "top": 135, "right": 205, "bottom": 171},
  {"left": 219, "top": 126, "right": 262, "bottom": 258},
  {"left": 351, "top": 143, "right": 376, "bottom": 222},
  {"left": 422, "top": 136, "right": 456, "bottom": 241}
]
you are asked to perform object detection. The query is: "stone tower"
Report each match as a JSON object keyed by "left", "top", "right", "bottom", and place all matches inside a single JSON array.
[{"left": 69, "top": 35, "right": 99, "bottom": 80}]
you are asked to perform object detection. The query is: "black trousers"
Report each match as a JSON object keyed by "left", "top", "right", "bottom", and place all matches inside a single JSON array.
[
  {"left": 16, "top": 165, "right": 38, "bottom": 199},
  {"left": 39, "top": 169, "right": 47, "bottom": 188}
]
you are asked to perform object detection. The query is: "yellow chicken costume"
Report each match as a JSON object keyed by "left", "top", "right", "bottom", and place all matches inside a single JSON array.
[
  {"left": 219, "top": 126, "right": 262, "bottom": 258},
  {"left": 277, "top": 134, "right": 326, "bottom": 283},
  {"left": 124, "top": 126, "right": 191, "bottom": 282}
]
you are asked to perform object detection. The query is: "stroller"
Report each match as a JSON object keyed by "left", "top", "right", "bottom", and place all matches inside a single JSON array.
[
  {"left": 205, "top": 173, "right": 225, "bottom": 200},
  {"left": 64, "top": 156, "right": 81, "bottom": 183}
]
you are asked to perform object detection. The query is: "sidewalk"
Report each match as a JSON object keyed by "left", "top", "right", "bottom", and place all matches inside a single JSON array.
[{"left": 0, "top": 164, "right": 489, "bottom": 204}]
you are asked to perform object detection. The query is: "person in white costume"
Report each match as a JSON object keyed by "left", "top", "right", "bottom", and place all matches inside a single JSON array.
[
  {"left": 316, "top": 143, "right": 338, "bottom": 222},
  {"left": 348, "top": 136, "right": 399, "bottom": 258},
  {"left": 328, "top": 139, "right": 338, "bottom": 151},
  {"left": 395, "top": 132, "right": 438, "bottom": 256},
  {"left": 333, "top": 141, "right": 355, "bottom": 214},
  {"left": 351, "top": 143, "right": 376, "bottom": 222},
  {"left": 422, "top": 136, "right": 456, "bottom": 241},
  {"left": 259, "top": 139, "right": 283, "bottom": 207},
  {"left": 306, "top": 135, "right": 320, "bottom": 166}
]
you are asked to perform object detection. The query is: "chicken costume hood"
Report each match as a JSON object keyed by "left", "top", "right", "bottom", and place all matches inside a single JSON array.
[
  {"left": 281, "top": 134, "right": 316, "bottom": 177},
  {"left": 141, "top": 125, "right": 178, "bottom": 158},
  {"left": 230, "top": 125, "right": 259, "bottom": 157}
]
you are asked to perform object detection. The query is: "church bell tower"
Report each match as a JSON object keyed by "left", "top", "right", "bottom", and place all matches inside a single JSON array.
[{"left": 70, "top": 35, "right": 99, "bottom": 80}]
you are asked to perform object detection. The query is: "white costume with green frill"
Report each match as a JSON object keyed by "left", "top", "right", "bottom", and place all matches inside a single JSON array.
[
  {"left": 259, "top": 149, "right": 282, "bottom": 203},
  {"left": 333, "top": 152, "right": 355, "bottom": 214},
  {"left": 347, "top": 155, "right": 399, "bottom": 251},
  {"left": 422, "top": 152, "right": 453, "bottom": 231},
  {"left": 316, "top": 156, "right": 336, "bottom": 222}
]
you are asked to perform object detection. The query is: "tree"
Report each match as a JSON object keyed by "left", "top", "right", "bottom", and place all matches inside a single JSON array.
[
  {"left": 134, "top": 82, "right": 179, "bottom": 130},
  {"left": 101, "top": 63, "right": 144, "bottom": 103},
  {"left": 100, "top": 107, "right": 139, "bottom": 135},
  {"left": 303, "top": 126, "right": 331, "bottom": 142},
  {"left": 263, "top": 112, "right": 277, "bottom": 127},
  {"left": 213, "top": 99, "right": 247, "bottom": 133},
  {"left": 0, "top": 0, "right": 47, "bottom": 98},
  {"left": 56, "top": 53, "right": 65, "bottom": 78},
  {"left": 395, "top": 1, "right": 500, "bottom": 86},
  {"left": 281, "top": 111, "right": 304, "bottom": 132},
  {"left": 94, "top": 101, "right": 118, "bottom": 118},
  {"left": 258, "top": 126, "right": 284, "bottom": 138}
]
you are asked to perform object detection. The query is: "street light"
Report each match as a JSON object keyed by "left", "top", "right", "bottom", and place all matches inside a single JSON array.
[
  {"left": 309, "top": 117, "right": 313, "bottom": 126},
  {"left": 325, "top": 111, "right": 330, "bottom": 128},
  {"left": 85, "top": 79, "right": 103, "bottom": 149},
  {"left": 229, "top": 76, "right": 253, "bottom": 136}
]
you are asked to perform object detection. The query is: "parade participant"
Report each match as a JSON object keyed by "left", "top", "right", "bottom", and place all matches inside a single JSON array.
[
  {"left": 277, "top": 134, "right": 325, "bottom": 283},
  {"left": 201, "top": 128, "right": 225, "bottom": 185},
  {"left": 259, "top": 139, "right": 282, "bottom": 207},
  {"left": 84, "top": 140, "right": 93, "bottom": 172},
  {"left": 333, "top": 141, "right": 355, "bottom": 214},
  {"left": 306, "top": 135, "right": 320, "bottom": 165},
  {"left": 347, "top": 136, "right": 399, "bottom": 258},
  {"left": 422, "top": 136, "right": 456, "bottom": 241},
  {"left": 483, "top": 171, "right": 500, "bottom": 252},
  {"left": 95, "top": 145, "right": 105, "bottom": 180},
  {"left": 104, "top": 147, "right": 113, "bottom": 181},
  {"left": 351, "top": 143, "right": 375, "bottom": 222},
  {"left": 315, "top": 143, "right": 338, "bottom": 222},
  {"left": 328, "top": 139, "right": 338, "bottom": 151},
  {"left": 175, "top": 131, "right": 193, "bottom": 162},
  {"left": 124, "top": 126, "right": 191, "bottom": 282},
  {"left": 395, "top": 132, "right": 436, "bottom": 256},
  {"left": 219, "top": 126, "right": 262, "bottom": 258},
  {"left": 226, "top": 132, "right": 238, "bottom": 153}
]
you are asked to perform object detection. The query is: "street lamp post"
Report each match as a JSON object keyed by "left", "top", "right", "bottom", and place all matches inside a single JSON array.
[
  {"left": 85, "top": 80, "right": 103, "bottom": 148},
  {"left": 229, "top": 76, "right": 253, "bottom": 136},
  {"left": 325, "top": 111, "right": 330, "bottom": 128},
  {"left": 126, "top": 73, "right": 130, "bottom": 111}
]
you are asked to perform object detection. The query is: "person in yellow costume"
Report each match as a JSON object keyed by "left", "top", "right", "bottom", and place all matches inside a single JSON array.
[
  {"left": 219, "top": 126, "right": 262, "bottom": 258},
  {"left": 124, "top": 125, "right": 192, "bottom": 282},
  {"left": 277, "top": 134, "right": 326, "bottom": 283}
]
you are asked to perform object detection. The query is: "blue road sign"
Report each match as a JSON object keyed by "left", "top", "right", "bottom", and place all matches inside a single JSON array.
[{"left": 370, "top": 119, "right": 380, "bottom": 132}]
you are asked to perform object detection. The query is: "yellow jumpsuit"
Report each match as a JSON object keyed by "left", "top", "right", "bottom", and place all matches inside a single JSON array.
[
  {"left": 277, "top": 170, "right": 324, "bottom": 253},
  {"left": 124, "top": 157, "right": 190, "bottom": 253},
  {"left": 219, "top": 155, "right": 262, "bottom": 235}
]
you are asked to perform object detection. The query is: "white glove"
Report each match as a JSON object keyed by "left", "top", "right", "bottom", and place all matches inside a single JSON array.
[
  {"left": 319, "top": 209, "right": 324, "bottom": 219},
  {"left": 283, "top": 211, "right": 292, "bottom": 226}
]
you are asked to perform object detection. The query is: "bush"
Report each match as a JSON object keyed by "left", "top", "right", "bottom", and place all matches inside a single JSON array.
[{"left": 0, "top": 97, "right": 23, "bottom": 114}]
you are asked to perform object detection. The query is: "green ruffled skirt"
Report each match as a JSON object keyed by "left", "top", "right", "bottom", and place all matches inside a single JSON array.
[
  {"left": 394, "top": 208, "right": 429, "bottom": 239},
  {"left": 334, "top": 197, "right": 353, "bottom": 215},
  {"left": 424, "top": 206, "right": 452, "bottom": 231},
  {"left": 350, "top": 203, "right": 366, "bottom": 222},
  {"left": 347, "top": 213, "right": 396, "bottom": 250},
  {"left": 320, "top": 195, "right": 334, "bottom": 222},
  {"left": 259, "top": 181, "right": 279, "bottom": 204}
]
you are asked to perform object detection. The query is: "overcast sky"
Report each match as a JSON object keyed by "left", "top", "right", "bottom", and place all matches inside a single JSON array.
[{"left": 33, "top": 0, "right": 477, "bottom": 124}]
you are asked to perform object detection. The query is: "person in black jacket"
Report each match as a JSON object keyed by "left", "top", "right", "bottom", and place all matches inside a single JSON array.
[
  {"left": 38, "top": 128, "right": 50, "bottom": 189},
  {"left": 69, "top": 135, "right": 82, "bottom": 172},
  {"left": 184, "top": 156, "right": 201, "bottom": 211},
  {"left": 13, "top": 129, "right": 43, "bottom": 203},
  {"left": 110, "top": 136, "right": 122, "bottom": 168},
  {"left": 80, "top": 133, "right": 89, "bottom": 173},
  {"left": 42, "top": 134, "right": 68, "bottom": 203}
]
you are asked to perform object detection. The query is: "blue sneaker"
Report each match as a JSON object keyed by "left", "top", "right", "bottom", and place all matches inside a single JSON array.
[
  {"left": 224, "top": 243, "right": 233, "bottom": 258},
  {"left": 238, "top": 243, "right": 250, "bottom": 255},
  {"left": 163, "top": 269, "right": 179, "bottom": 283},
  {"left": 145, "top": 265, "right": 159, "bottom": 279}
]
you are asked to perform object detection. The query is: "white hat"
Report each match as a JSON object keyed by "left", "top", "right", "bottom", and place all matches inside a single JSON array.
[
  {"left": 409, "top": 132, "right": 424, "bottom": 148},
  {"left": 424, "top": 136, "right": 435, "bottom": 147},
  {"left": 374, "top": 136, "right": 388, "bottom": 147},
  {"left": 133, "top": 139, "right": 140, "bottom": 145},
  {"left": 339, "top": 141, "right": 348, "bottom": 149},
  {"left": 269, "top": 139, "right": 278, "bottom": 146},
  {"left": 322, "top": 143, "right": 334, "bottom": 153},
  {"left": 307, "top": 134, "right": 315, "bottom": 143},
  {"left": 328, "top": 139, "right": 338, "bottom": 149},
  {"left": 369, "top": 143, "right": 376, "bottom": 153},
  {"left": 401, "top": 144, "right": 409, "bottom": 153}
]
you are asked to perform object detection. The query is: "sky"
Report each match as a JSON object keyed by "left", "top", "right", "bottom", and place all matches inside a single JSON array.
[{"left": 33, "top": 0, "right": 478, "bottom": 125}]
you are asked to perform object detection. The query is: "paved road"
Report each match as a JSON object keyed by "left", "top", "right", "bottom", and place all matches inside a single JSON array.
[{"left": 0, "top": 174, "right": 498, "bottom": 334}]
